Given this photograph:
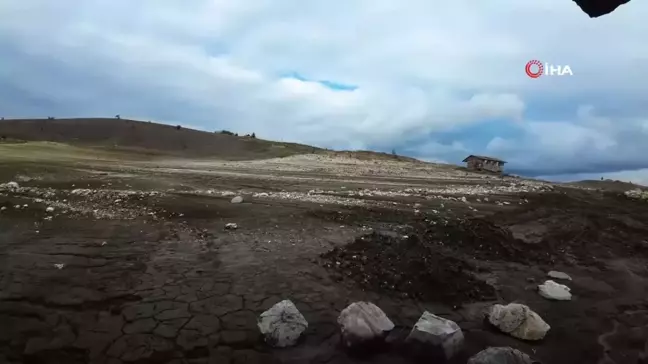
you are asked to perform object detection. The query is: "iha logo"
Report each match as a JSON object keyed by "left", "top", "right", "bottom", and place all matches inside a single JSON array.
[{"left": 525, "top": 60, "right": 573, "bottom": 78}]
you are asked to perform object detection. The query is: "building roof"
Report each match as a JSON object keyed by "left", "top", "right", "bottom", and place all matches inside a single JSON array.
[{"left": 462, "top": 154, "right": 507, "bottom": 163}]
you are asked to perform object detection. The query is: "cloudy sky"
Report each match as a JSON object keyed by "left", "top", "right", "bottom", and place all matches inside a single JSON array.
[{"left": 1, "top": 1, "right": 647, "bottom": 184}]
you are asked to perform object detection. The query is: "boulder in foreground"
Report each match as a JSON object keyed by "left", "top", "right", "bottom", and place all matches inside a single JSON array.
[
  {"left": 488, "top": 303, "right": 550, "bottom": 341},
  {"left": 405, "top": 311, "right": 464, "bottom": 362},
  {"left": 337, "top": 301, "right": 394, "bottom": 350},
  {"left": 258, "top": 300, "right": 308, "bottom": 347},
  {"left": 468, "top": 347, "right": 537, "bottom": 364}
]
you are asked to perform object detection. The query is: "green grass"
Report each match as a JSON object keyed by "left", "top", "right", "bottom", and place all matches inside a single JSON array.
[{"left": 0, "top": 141, "right": 146, "bottom": 162}]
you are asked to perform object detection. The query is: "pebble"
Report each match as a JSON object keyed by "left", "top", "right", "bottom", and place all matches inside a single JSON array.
[{"left": 547, "top": 270, "right": 571, "bottom": 280}]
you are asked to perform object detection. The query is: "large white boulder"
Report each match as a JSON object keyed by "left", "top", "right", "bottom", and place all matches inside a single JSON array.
[
  {"left": 230, "top": 196, "right": 243, "bottom": 204},
  {"left": 488, "top": 303, "right": 550, "bottom": 341},
  {"left": 257, "top": 300, "right": 308, "bottom": 347},
  {"left": 337, "top": 301, "right": 394, "bottom": 348},
  {"left": 405, "top": 311, "right": 464, "bottom": 361},
  {"left": 468, "top": 347, "right": 535, "bottom": 364},
  {"left": 538, "top": 280, "right": 572, "bottom": 301}
]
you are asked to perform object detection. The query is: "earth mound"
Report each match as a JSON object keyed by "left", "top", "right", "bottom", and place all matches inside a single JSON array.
[{"left": 321, "top": 231, "right": 497, "bottom": 305}]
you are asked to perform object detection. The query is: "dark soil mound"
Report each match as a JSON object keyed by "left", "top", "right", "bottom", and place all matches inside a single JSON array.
[
  {"left": 321, "top": 232, "right": 497, "bottom": 305},
  {"left": 420, "top": 217, "right": 544, "bottom": 264}
]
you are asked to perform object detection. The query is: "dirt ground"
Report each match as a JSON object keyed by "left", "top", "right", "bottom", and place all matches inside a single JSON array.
[{"left": 1, "top": 150, "right": 648, "bottom": 364}]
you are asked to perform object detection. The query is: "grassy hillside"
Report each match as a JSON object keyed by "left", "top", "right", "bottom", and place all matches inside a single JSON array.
[{"left": 0, "top": 118, "right": 322, "bottom": 160}]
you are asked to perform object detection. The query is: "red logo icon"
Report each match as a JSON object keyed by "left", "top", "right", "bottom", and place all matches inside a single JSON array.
[{"left": 525, "top": 60, "right": 543, "bottom": 78}]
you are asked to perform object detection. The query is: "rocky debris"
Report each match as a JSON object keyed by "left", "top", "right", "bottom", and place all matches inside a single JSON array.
[
  {"left": 538, "top": 280, "right": 572, "bottom": 301},
  {"left": 547, "top": 270, "right": 571, "bottom": 281},
  {"left": 625, "top": 188, "right": 648, "bottom": 201},
  {"left": 0, "top": 185, "right": 164, "bottom": 219},
  {"left": 221, "top": 191, "right": 236, "bottom": 197},
  {"left": 0, "top": 181, "right": 20, "bottom": 190},
  {"left": 45, "top": 206, "right": 55, "bottom": 213},
  {"left": 467, "top": 347, "right": 536, "bottom": 364},
  {"left": 253, "top": 192, "right": 269, "bottom": 198},
  {"left": 225, "top": 223, "right": 238, "bottom": 230},
  {"left": 257, "top": 300, "right": 308, "bottom": 348},
  {"left": 337, "top": 302, "right": 394, "bottom": 350},
  {"left": 321, "top": 232, "right": 496, "bottom": 304},
  {"left": 231, "top": 196, "right": 244, "bottom": 204},
  {"left": 488, "top": 303, "right": 550, "bottom": 341},
  {"left": 573, "top": 0, "right": 631, "bottom": 18},
  {"left": 405, "top": 311, "right": 464, "bottom": 362}
]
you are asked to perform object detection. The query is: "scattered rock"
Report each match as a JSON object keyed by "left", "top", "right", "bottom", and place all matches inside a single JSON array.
[
  {"left": 538, "top": 280, "right": 572, "bottom": 301},
  {"left": 254, "top": 192, "right": 269, "bottom": 198},
  {"left": 225, "top": 223, "right": 238, "bottom": 230},
  {"left": 547, "top": 270, "right": 571, "bottom": 281},
  {"left": 231, "top": 196, "right": 244, "bottom": 204},
  {"left": 221, "top": 191, "right": 236, "bottom": 197},
  {"left": 14, "top": 205, "right": 21, "bottom": 209},
  {"left": 625, "top": 189, "right": 648, "bottom": 200},
  {"left": 405, "top": 311, "right": 464, "bottom": 362},
  {"left": 488, "top": 303, "right": 550, "bottom": 341},
  {"left": 337, "top": 302, "right": 394, "bottom": 350},
  {"left": 2, "top": 181, "right": 19, "bottom": 189},
  {"left": 461, "top": 197, "right": 468, "bottom": 203},
  {"left": 257, "top": 299, "right": 308, "bottom": 347},
  {"left": 467, "top": 347, "right": 535, "bottom": 364},
  {"left": 46, "top": 207, "right": 55, "bottom": 213}
]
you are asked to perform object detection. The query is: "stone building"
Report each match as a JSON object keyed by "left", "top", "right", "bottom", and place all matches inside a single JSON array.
[{"left": 462, "top": 155, "right": 506, "bottom": 173}]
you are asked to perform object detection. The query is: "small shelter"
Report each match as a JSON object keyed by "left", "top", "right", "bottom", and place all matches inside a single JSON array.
[{"left": 462, "top": 155, "right": 506, "bottom": 173}]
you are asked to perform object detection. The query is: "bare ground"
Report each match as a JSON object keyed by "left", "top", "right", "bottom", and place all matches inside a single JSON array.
[{"left": 1, "top": 149, "right": 647, "bottom": 364}]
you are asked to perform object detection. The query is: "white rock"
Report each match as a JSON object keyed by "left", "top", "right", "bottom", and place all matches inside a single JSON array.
[
  {"left": 0, "top": 206, "right": 6, "bottom": 211},
  {"left": 460, "top": 197, "right": 468, "bottom": 203},
  {"left": 231, "top": 196, "right": 244, "bottom": 204},
  {"left": 254, "top": 192, "right": 269, "bottom": 198},
  {"left": 488, "top": 303, "right": 550, "bottom": 341},
  {"left": 258, "top": 299, "right": 308, "bottom": 347},
  {"left": 547, "top": 270, "right": 571, "bottom": 281},
  {"left": 225, "top": 223, "right": 238, "bottom": 230},
  {"left": 337, "top": 302, "right": 394, "bottom": 348},
  {"left": 22, "top": 204, "right": 28, "bottom": 208},
  {"left": 538, "top": 280, "right": 572, "bottom": 301},
  {"left": 3, "top": 181, "right": 19, "bottom": 189},
  {"left": 468, "top": 347, "right": 534, "bottom": 364},
  {"left": 405, "top": 311, "right": 464, "bottom": 361},
  {"left": 221, "top": 191, "right": 236, "bottom": 197},
  {"left": 54, "top": 264, "right": 65, "bottom": 269},
  {"left": 46, "top": 207, "right": 55, "bottom": 213}
]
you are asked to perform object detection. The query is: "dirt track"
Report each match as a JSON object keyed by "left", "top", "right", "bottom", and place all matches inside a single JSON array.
[{"left": 1, "top": 153, "right": 647, "bottom": 364}]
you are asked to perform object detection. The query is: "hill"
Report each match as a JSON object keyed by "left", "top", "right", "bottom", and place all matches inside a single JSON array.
[
  {"left": 566, "top": 179, "right": 646, "bottom": 191},
  {"left": 0, "top": 118, "right": 321, "bottom": 160}
]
